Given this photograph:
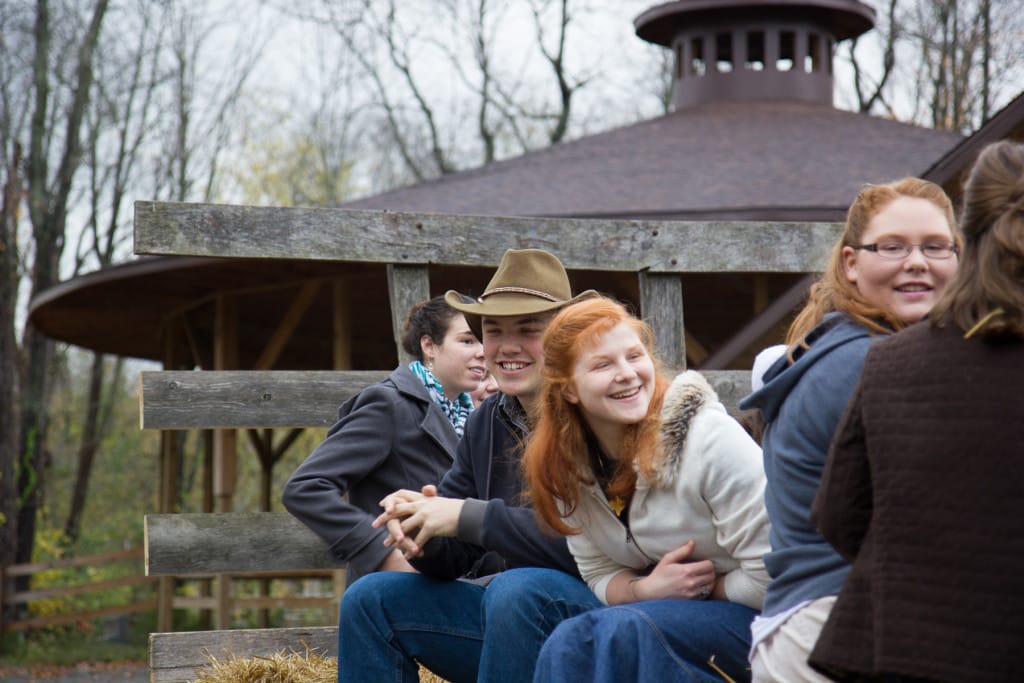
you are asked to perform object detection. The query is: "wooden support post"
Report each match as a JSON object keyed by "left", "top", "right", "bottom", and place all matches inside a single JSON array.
[
  {"left": 753, "top": 274, "right": 769, "bottom": 314},
  {"left": 214, "top": 574, "right": 231, "bottom": 631},
  {"left": 199, "top": 431, "right": 213, "bottom": 631},
  {"left": 333, "top": 280, "right": 352, "bottom": 371},
  {"left": 213, "top": 293, "right": 239, "bottom": 513},
  {"left": 213, "top": 293, "right": 238, "bottom": 630},
  {"left": 639, "top": 271, "right": 686, "bottom": 371},
  {"left": 386, "top": 264, "right": 430, "bottom": 365},
  {"left": 254, "top": 281, "right": 322, "bottom": 371},
  {"left": 156, "top": 327, "right": 180, "bottom": 633}
]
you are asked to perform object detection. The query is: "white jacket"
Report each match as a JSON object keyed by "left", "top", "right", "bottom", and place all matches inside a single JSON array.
[{"left": 565, "top": 370, "right": 771, "bottom": 608}]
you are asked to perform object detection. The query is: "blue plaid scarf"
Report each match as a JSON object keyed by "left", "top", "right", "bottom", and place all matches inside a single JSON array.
[{"left": 409, "top": 361, "right": 474, "bottom": 437}]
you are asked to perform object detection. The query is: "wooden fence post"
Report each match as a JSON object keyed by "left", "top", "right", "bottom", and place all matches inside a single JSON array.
[
  {"left": 387, "top": 264, "right": 431, "bottom": 364},
  {"left": 638, "top": 271, "right": 686, "bottom": 371}
]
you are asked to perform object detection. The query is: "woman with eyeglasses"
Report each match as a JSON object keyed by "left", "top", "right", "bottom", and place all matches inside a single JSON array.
[
  {"left": 740, "top": 177, "right": 960, "bottom": 682},
  {"left": 807, "top": 142, "right": 1024, "bottom": 683}
]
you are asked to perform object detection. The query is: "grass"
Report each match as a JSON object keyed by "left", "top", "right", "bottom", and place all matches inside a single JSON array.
[{"left": 0, "top": 626, "right": 147, "bottom": 667}]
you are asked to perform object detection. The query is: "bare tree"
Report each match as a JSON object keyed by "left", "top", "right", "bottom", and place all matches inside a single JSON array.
[
  {"left": 0, "top": 145, "right": 24, "bottom": 577},
  {"left": 0, "top": 2, "right": 36, "bottom": 580},
  {"left": 60, "top": 0, "right": 169, "bottom": 545},
  {"left": 1, "top": 0, "right": 268, "bottom": 562},
  {"left": 150, "top": 1, "right": 269, "bottom": 203},
  {"left": 843, "top": 0, "right": 1024, "bottom": 132},
  {"left": 60, "top": 0, "right": 269, "bottom": 541},
  {"left": 841, "top": 0, "right": 900, "bottom": 114},
  {"left": 13, "top": 0, "right": 110, "bottom": 571},
  {"left": 281, "top": 0, "right": 651, "bottom": 191}
]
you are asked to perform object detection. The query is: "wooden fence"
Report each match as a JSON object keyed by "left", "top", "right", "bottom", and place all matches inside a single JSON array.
[
  {"left": 0, "top": 547, "right": 156, "bottom": 633},
  {"left": 134, "top": 201, "right": 841, "bottom": 370},
  {"left": 0, "top": 546, "right": 337, "bottom": 636}
]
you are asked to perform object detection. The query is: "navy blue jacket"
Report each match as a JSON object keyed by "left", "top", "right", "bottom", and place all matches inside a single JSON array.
[
  {"left": 412, "top": 393, "right": 580, "bottom": 581},
  {"left": 740, "top": 313, "right": 880, "bottom": 617}
]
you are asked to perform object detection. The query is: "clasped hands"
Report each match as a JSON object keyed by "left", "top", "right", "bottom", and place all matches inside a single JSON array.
[
  {"left": 373, "top": 484, "right": 465, "bottom": 559},
  {"left": 618, "top": 539, "right": 721, "bottom": 603}
]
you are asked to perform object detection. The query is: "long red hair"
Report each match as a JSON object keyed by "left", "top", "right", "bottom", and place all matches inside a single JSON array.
[{"left": 522, "top": 297, "right": 669, "bottom": 535}]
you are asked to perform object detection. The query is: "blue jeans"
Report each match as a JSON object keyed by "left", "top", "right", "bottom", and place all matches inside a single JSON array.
[
  {"left": 533, "top": 599, "right": 758, "bottom": 683},
  {"left": 338, "top": 568, "right": 601, "bottom": 683}
]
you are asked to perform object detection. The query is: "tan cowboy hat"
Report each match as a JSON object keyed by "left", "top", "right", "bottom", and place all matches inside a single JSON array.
[{"left": 445, "top": 249, "right": 597, "bottom": 336}]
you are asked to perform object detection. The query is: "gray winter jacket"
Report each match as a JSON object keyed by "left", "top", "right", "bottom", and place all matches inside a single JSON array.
[{"left": 283, "top": 365, "right": 458, "bottom": 585}]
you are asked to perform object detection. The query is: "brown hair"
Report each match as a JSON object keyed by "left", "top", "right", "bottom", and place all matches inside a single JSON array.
[
  {"left": 401, "top": 295, "right": 466, "bottom": 361},
  {"left": 522, "top": 297, "right": 669, "bottom": 535},
  {"left": 786, "top": 177, "right": 959, "bottom": 348},
  {"left": 929, "top": 141, "right": 1024, "bottom": 339}
]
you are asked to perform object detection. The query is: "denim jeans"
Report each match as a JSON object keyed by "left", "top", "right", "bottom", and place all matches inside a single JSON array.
[
  {"left": 533, "top": 599, "right": 758, "bottom": 683},
  {"left": 337, "top": 568, "right": 601, "bottom": 683}
]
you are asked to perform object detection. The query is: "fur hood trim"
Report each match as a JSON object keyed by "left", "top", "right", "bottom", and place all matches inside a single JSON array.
[{"left": 655, "top": 370, "right": 718, "bottom": 485}]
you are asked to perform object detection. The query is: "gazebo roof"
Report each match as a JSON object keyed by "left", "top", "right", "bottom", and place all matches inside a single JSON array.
[
  {"left": 28, "top": 99, "right": 965, "bottom": 366},
  {"left": 344, "top": 100, "right": 961, "bottom": 222}
]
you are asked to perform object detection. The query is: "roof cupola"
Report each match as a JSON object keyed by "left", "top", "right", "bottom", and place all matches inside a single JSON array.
[{"left": 635, "top": 0, "right": 875, "bottom": 109}]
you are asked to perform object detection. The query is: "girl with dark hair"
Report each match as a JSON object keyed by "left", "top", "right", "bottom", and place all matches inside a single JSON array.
[
  {"left": 283, "top": 296, "right": 485, "bottom": 585},
  {"left": 740, "top": 177, "right": 961, "bottom": 682},
  {"left": 524, "top": 296, "right": 770, "bottom": 682},
  {"left": 808, "top": 141, "right": 1024, "bottom": 683}
]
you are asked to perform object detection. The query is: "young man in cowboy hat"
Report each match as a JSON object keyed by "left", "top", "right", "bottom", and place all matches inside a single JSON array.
[{"left": 337, "top": 249, "right": 604, "bottom": 683}]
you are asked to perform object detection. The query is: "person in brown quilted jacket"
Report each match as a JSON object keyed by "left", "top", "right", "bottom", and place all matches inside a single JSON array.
[{"left": 810, "top": 140, "right": 1024, "bottom": 683}]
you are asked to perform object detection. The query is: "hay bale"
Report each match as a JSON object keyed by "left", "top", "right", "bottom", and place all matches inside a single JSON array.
[
  {"left": 190, "top": 648, "right": 336, "bottom": 683},
  {"left": 189, "top": 648, "right": 448, "bottom": 683},
  {"left": 417, "top": 665, "right": 448, "bottom": 683}
]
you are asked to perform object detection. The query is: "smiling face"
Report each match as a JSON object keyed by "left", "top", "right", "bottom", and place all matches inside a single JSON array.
[
  {"left": 843, "top": 196, "right": 959, "bottom": 325},
  {"left": 423, "top": 314, "right": 485, "bottom": 399},
  {"left": 564, "top": 322, "right": 655, "bottom": 454},
  {"left": 481, "top": 313, "right": 552, "bottom": 409},
  {"left": 469, "top": 370, "right": 499, "bottom": 407}
]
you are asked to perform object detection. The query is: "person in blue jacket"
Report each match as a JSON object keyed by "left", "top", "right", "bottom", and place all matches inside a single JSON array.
[
  {"left": 282, "top": 295, "right": 484, "bottom": 586},
  {"left": 337, "top": 249, "right": 600, "bottom": 683},
  {"left": 740, "top": 177, "right": 960, "bottom": 682}
]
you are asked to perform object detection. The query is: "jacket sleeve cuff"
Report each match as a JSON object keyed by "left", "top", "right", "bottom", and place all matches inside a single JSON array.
[
  {"left": 722, "top": 569, "right": 766, "bottom": 611},
  {"left": 457, "top": 498, "right": 488, "bottom": 545},
  {"left": 330, "top": 524, "right": 392, "bottom": 584}
]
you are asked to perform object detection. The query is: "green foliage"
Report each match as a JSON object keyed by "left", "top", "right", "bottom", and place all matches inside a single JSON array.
[
  {"left": 222, "top": 109, "right": 354, "bottom": 208},
  {"left": 42, "top": 353, "right": 158, "bottom": 552},
  {"left": 16, "top": 346, "right": 334, "bottom": 661},
  {"left": 9, "top": 352, "right": 159, "bottom": 661},
  {"left": 0, "top": 631, "right": 148, "bottom": 667}
]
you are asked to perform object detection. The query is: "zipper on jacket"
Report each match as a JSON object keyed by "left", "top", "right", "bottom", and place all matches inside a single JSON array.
[{"left": 623, "top": 525, "right": 657, "bottom": 566}]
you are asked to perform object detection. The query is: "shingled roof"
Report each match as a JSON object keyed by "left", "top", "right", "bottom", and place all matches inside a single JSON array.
[{"left": 344, "top": 99, "right": 962, "bottom": 222}]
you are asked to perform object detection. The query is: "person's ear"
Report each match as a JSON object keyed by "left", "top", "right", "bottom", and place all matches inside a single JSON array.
[
  {"left": 420, "top": 335, "right": 437, "bottom": 365},
  {"left": 842, "top": 245, "right": 859, "bottom": 285},
  {"left": 563, "top": 384, "right": 579, "bottom": 404}
]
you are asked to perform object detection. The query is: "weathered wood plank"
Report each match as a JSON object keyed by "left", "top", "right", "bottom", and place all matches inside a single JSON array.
[
  {"left": 134, "top": 201, "right": 840, "bottom": 273},
  {"left": 140, "top": 369, "right": 754, "bottom": 431},
  {"left": 704, "top": 370, "right": 756, "bottom": 417},
  {"left": 145, "top": 512, "right": 339, "bottom": 575},
  {"left": 139, "top": 370, "right": 390, "bottom": 430},
  {"left": 388, "top": 264, "right": 430, "bottom": 365},
  {"left": 638, "top": 272, "right": 685, "bottom": 370},
  {"left": 149, "top": 626, "right": 337, "bottom": 683}
]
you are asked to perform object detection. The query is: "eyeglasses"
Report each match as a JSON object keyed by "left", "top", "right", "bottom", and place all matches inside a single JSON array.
[{"left": 853, "top": 240, "right": 958, "bottom": 260}]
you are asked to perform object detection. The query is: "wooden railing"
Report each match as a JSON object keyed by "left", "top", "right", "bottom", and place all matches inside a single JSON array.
[
  {"left": 133, "top": 201, "right": 841, "bottom": 369},
  {"left": 0, "top": 545, "right": 337, "bottom": 637},
  {"left": 0, "top": 547, "right": 156, "bottom": 633}
]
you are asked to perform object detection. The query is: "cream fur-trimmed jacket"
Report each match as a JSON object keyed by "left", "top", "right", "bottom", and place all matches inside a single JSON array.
[{"left": 564, "top": 370, "right": 771, "bottom": 608}]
